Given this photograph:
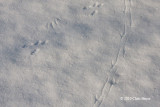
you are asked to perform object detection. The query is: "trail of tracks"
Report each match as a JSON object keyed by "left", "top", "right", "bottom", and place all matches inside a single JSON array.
[{"left": 93, "top": 0, "right": 132, "bottom": 107}]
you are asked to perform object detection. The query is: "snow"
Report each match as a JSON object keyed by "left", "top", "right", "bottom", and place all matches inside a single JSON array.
[{"left": 0, "top": 0, "right": 160, "bottom": 107}]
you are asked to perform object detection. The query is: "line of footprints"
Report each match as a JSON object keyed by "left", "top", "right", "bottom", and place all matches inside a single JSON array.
[
  {"left": 83, "top": 1, "right": 104, "bottom": 16},
  {"left": 22, "top": 18, "right": 62, "bottom": 56},
  {"left": 22, "top": 40, "right": 49, "bottom": 55}
]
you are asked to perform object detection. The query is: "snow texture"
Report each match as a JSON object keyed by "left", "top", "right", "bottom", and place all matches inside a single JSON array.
[{"left": 0, "top": 0, "right": 160, "bottom": 107}]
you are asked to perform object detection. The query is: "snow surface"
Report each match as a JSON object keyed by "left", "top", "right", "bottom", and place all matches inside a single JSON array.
[{"left": 0, "top": 0, "right": 160, "bottom": 107}]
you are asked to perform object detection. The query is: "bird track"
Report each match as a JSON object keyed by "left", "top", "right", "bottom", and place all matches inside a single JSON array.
[
  {"left": 83, "top": 1, "right": 104, "bottom": 16},
  {"left": 22, "top": 40, "right": 49, "bottom": 55},
  {"left": 47, "top": 18, "right": 62, "bottom": 30},
  {"left": 93, "top": 0, "right": 132, "bottom": 107}
]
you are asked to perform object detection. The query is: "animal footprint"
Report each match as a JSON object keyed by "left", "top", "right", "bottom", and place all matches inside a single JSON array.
[
  {"left": 54, "top": 18, "right": 61, "bottom": 25},
  {"left": 22, "top": 40, "right": 49, "bottom": 55},
  {"left": 83, "top": 2, "right": 104, "bottom": 16},
  {"left": 93, "top": 2, "right": 99, "bottom": 7},
  {"left": 22, "top": 44, "right": 28, "bottom": 48},
  {"left": 47, "top": 18, "right": 62, "bottom": 29},
  {"left": 91, "top": 10, "right": 98, "bottom": 16},
  {"left": 83, "top": 6, "right": 87, "bottom": 10},
  {"left": 97, "top": 3, "right": 104, "bottom": 8},
  {"left": 34, "top": 40, "right": 42, "bottom": 45},
  {"left": 41, "top": 40, "right": 49, "bottom": 45},
  {"left": 31, "top": 48, "right": 40, "bottom": 55}
]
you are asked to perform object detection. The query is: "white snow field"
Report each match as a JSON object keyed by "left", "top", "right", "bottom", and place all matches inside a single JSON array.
[{"left": 0, "top": 0, "right": 160, "bottom": 107}]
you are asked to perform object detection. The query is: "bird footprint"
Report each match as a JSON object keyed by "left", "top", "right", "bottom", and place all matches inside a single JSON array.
[
  {"left": 22, "top": 40, "right": 49, "bottom": 55},
  {"left": 83, "top": 2, "right": 104, "bottom": 16}
]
